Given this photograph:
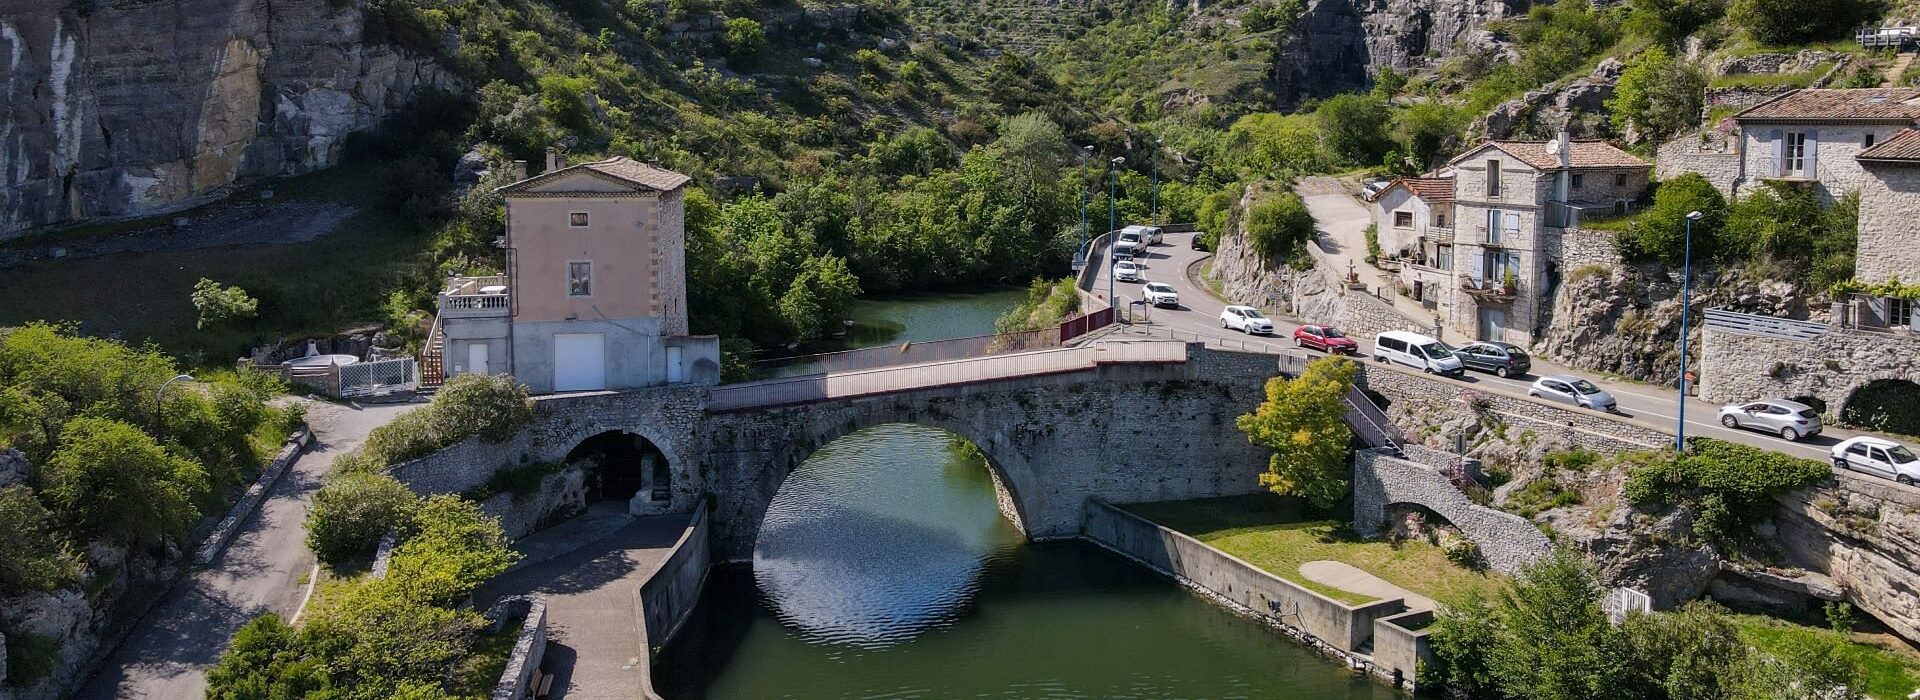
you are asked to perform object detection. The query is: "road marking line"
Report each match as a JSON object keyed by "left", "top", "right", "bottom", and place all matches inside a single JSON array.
[{"left": 289, "top": 563, "right": 320, "bottom": 625}]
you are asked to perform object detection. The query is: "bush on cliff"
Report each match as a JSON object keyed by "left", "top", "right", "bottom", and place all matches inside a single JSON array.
[
  {"left": 1623, "top": 437, "right": 1829, "bottom": 543},
  {"left": 337, "top": 373, "right": 534, "bottom": 475},
  {"left": 1245, "top": 190, "right": 1315, "bottom": 262},
  {"left": 1235, "top": 356, "right": 1356, "bottom": 509}
]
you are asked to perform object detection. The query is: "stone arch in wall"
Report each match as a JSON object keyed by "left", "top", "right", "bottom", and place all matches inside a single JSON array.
[
  {"left": 566, "top": 430, "right": 671, "bottom": 504},
  {"left": 1838, "top": 375, "right": 1920, "bottom": 437},
  {"left": 1352, "top": 448, "right": 1553, "bottom": 576}
]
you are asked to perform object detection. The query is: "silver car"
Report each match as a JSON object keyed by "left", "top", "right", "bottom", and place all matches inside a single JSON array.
[
  {"left": 1528, "top": 374, "right": 1617, "bottom": 412},
  {"left": 1718, "top": 398, "right": 1823, "bottom": 441}
]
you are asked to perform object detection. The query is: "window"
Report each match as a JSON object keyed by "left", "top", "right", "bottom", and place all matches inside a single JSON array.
[
  {"left": 1892, "top": 297, "right": 1914, "bottom": 328},
  {"left": 569, "top": 212, "right": 589, "bottom": 228},
  {"left": 1434, "top": 212, "right": 1448, "bottom": 227},
  {"left": 1484, "top": 251, "right": 1520, "bottom": 282},
  {"left": 1394, "top": 211, "right": 1413, "bottom": 228},
  {"left": 1784, "top": 132, "right": 1807, "bottom": 175},
  {"left": 1486, "top": 160, "right": 1502, "bottom": 197},
  {"left": 1435, "top": 244, "right": 1454, "bottom": 270},
  {"left": 1615, "top": 173, "right": 1627, "bottom": 187},
  {"left": 1486, "top": 210, "right": 1503, "bottom": 245},
  {"left": 568, "top": 262, "right": 592, "bottom": 297},
  {"left": 1571, "top": 173, "right": 1585, "bottom": 189},
  {"left": 1866, "top": 132, "right": 1877, "bottom": 148}
]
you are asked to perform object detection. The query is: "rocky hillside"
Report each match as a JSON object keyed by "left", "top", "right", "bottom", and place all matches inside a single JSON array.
[
  {"left": 1274, "top": 0, "right": 1524, "bottom": 109},
  {"left": 1535, "top": 262, "right": 1810, "bottom": 384},
  {"left": 0, "top": 0, "right": 457, "bottom": 238}
]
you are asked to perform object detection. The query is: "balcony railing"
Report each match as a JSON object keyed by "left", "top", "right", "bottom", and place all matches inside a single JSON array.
[
  {"left": 1459, "top": 275, "right": 1517, "bottom": 302},
  {"left": 439, "top": 275, "right": 510, "bottom": 317},
  {"left": 1545, "top": 201, "right": 1637, "bottom": 229}
]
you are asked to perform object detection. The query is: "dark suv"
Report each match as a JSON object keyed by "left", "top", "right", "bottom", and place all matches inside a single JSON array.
[{"left": 1456, "top": 342, "right": 1532, "bottom": 378}]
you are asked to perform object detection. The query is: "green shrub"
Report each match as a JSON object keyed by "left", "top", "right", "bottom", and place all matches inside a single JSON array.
[
  {"left": 1617, "top": 173, "right": 1726, "bottom": 264},
  {"left": 1728, "top": 0, "right": 1873, "bottom": 45},
  {"left": 1608, "top": 46, "right": 1706, "bottom": 142},
  {"left": 0, "top": 485, "right": 81, "bottom": 593},
  {"left": 385, "top": 495, "right": 519, "bottom": 606},
  {"left": 43, "top": 417, "right": 207, "bottom": 544},
  {"left": 1245, "top": 190, "right": 1314, "bottom": 261},
  {"left": 1623, "top": 438, "right": 1829, "bottom": 542},
  {"left": 3, "top": 631, "right": 61, "bottom": 687},
  {"left": 1841, "top": 379, "right": 1920, "bottom": 438},
  {"left": 429, "top": 373, "right": 535, "bottom": 444},
  {"left": 206, "top": 615, "right": 333, "bottom": 699},
  {"left": 1315, "top": 93, "right": 1392, "bottom": 166},
  {"left": 721, "top": 17, "right": 766, "bottom": 61},
  {"left": 306, "top": 471, "right": 420, "bottom": 567}
]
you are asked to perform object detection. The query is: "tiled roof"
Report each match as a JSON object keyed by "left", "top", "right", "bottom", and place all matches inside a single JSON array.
[
  {"left": 1383, "top": 177, "right": 1454, "bottom": 202},
  {"left": 1483, "top": 140, "right": 1650, "bottom": 170},
  {"left": 1857, "top": 128, "right": 1920, "bottom": 161},
  {"left": 1736, "top": 89, "right": 1920, "bottom": 122},
  {"left": 498, "top": 156, "right": 692, "bottom": 194}
]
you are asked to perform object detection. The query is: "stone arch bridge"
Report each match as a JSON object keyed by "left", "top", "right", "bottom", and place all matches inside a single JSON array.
[{"left": 391, "top": 342, "right": 1287, "bottom": 559}]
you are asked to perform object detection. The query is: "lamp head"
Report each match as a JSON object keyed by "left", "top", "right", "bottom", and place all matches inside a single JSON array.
[
  {"left": 1685, "top": 210, "right": 1704, "bottom": 221},
  {"left": 1111, "top": 156, "right": 1126, "bottom": 166}
]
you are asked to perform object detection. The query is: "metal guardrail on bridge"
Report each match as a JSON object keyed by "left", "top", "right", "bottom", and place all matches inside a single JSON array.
[
  {"left": 1703, "top": 308, "right": 1829, "bottom": 341},
  {"left": 713, "top": 342, "right": 1190, "bottom": 411}
]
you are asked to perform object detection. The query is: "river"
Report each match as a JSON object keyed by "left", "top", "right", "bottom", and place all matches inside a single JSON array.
[
  {"left": 759, "top": 288, "right": 1027, "bottom": 377},
  {"left": 653, "top": 424, "right": 1390, "bottom": 699}
]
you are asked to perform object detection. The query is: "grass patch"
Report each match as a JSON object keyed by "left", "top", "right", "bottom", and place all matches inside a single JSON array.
[
  {"left": 1124, "top": 493, "right": 1508, "bottom": 605},
  {"left": 1731, "top": 613, "right": 1920, "bottom": 700},
  {"left": 448, "top": 625, "right": 522, "bottom": 698},
  {"left": 1708, "top": 67, "right": 1827, "bottom": 89},
  {"left": 1198, "top": 260, "right": 1227, "bottom": 301}
]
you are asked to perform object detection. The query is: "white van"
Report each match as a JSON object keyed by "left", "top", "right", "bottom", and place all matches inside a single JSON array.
[{"left": 1373, "top": 330, "right": 1465, "bottom": 377}]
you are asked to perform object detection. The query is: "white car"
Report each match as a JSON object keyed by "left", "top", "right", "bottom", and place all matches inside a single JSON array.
[
  {"left": 1115, "top": 232, "right": 1144, "bottom": 257},
  {"left": 1832, "top": 436, "right": 1920, "bottom": 485},
  {"left": 1114, "top": 260, "right": 1143, "bottom": 282},
  {"left": 1142, "top": 282, "right": 1179, "bottom": 307},
  {"left": 1220, "top": 305, "right": 1274, "bottom": 334}
]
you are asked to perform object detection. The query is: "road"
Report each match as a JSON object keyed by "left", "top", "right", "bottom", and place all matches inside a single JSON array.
[
  {"left": 1090, "top": 230, "right": 1886, "bottom": 467},
  {"left": 77, "top": 400, "right": 418, "bottom": 700}
]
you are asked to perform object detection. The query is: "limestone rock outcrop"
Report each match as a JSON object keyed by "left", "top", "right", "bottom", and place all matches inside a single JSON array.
[
  {"left": 1774, "top": 472, "right": 1920, "bottom": 643},
  {"left": 1471, "top": 57, "right": 1624, "bottom": 140},
  {"left": 1535, "top": 262, "right": 1808, "bottom": 384},
  {"left": 0, "top": 0, "right": 458, "bottom": 238},
  {"left": 1547, "top": 502, "right": 1723, "bottom": 609},
  {"left": 1271, "top": 0, "right": 1526, "bottom": 108}
]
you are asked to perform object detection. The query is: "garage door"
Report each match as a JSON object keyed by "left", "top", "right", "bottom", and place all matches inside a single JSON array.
[{"left": 553, "top": 333, "right": 606, "bottom": 391}]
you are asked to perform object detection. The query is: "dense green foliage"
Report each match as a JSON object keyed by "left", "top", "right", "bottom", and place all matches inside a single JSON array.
[
  {"left": 1610, "top": 47, "right": 1706, "bottom": 141},
  {"left": 1425, "top": 548, "right": 1865, "bottom": 699},
  {"left": 1727, "top": 0, "right": 1875, "bottom": 45},
  {"left": 1314, "top": 94, "right": 1393, "bottom": 166},
  {"left": 1245, "top": 189, "right": 1316, "bottom": 262},
  {"left": 1445, "top": 0, "right": 1621, "bottom": 112},
  {"left": 1841, "top": 379, "right": 1920, "bottom": 438},
  {"left": 1625, "top": 0, "right": 1725, "bottom": 47},
  {"left": 1618, "top": 173, "right": 1726, "bottom": 263},
  {"left": 1623, "top": 438, "right": 1831, "bottom": 542},
  {"left": 307, "top": 471, "right": 422, "bottom": 567},
  {"left": 994, "top": 278, "right": 1081, "bottom": 335},
  {"left": 212, "top": 496, "right": 517, "bottom": 699},
  {"left": 1619, "top": 179, "right": 1857, "bottom": 291},
  {"left": 0, "top": 323, "right": 290, "bottom": 595},
  {"left": 191, "top": 278, "right": 261, "bottom": 330},
  {"left": 1236, "top": 356, "right": 1357, "bottom": 509},
  {"left": 334, "top": 373, "right": 534, "bottom": 474}
]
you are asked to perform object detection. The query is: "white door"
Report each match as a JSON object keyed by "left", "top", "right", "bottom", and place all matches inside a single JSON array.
[
  {"left": 1478, "top": 308, "right": 1506, "bottom": 341},
  {"left": 553, "top": 333, "right": 606, "bottom": 391},
  {"left": 466, "top": 343, "right": 489, "bottom": 376},
  {"left": 666, "top": 346, "right": 684, "bottom": 383}
]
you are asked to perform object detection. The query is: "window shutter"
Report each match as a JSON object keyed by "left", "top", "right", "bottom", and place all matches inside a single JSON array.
[
  {"left": 1471, "top": 251, "right": 1485, "bottom": 282},
  {"left": 1504, "top": 211, "right": 1521, "bottom": 234},
  {"left": 1805, "top": 131, "right": 1818, "bottom": 178},
  {"left": 1771, "top": 130, "right": 1784, "bottom": 176}
]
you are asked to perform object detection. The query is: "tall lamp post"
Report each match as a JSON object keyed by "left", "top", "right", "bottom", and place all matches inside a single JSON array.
[
  {"left": 1077, "top": 146, "right": 1093, "bottom": 271},
  {"left": 1108, "top": 156, "right": 1125, "bottom": 308},
  {"left": 1675, "top": 210, "right": 1704, "bottom": 452},
  {"left": 1150, "top": 139, "right": 1162, "bottom": 226}
]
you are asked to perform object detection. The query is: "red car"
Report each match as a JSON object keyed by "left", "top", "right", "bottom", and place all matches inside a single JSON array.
[{"left": 1293, "top": 325, "right": 1359, "bottom": 354}]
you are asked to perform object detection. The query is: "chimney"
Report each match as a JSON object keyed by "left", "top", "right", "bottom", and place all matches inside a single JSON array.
[
  {"left": 545, "top": 148, "right": 565, "bottom": 173},
  {"left": 1555, "top": 129, "right": 1572, "bottom": 170},
  {"left": 512, "top": 160, "right": 528, "bottom": 181}
]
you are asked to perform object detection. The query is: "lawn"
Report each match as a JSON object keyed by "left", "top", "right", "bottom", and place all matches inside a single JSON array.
[
  {"left": 1732, "top": 613, "right": 1920, "bottom": 700},
  {"left": 1124, "top": 493, "right": 1508, "bottom": 606},
  {"left": 0, "top": 168, "right": 427, "bottom": 367}
]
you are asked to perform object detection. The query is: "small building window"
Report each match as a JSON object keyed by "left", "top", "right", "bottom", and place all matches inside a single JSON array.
[
  {"left": 1614, "top": 173, "right": 1628, "bottom": 187},
  {"left": 1394, "top": 211, "right": 1414, "bottom": 228},
  {"left": 1571, "top": 173, "right": 1585, "bottom": 189},
  {"left": 1434, "top": 212, "right": 1448, "bottom": 227},
  {"left": 1866, "top": 132, "right": 1877, "bottom": 148},
  {"left": 568, "top": 262, "right": 592, "bottom": 297},
  {"left": 1783, "top": 132, "right": 1808, "bottom": 175},
  {"left": 1436, "top": 244, "right": 1454, "bottom": 270},
  {"left": 1893, "top": 297, "right": 1915, "bottom": 328},
  {"left": 569, "top": 212, "right": 590, "bottom": 228},
  {"left": 1486, "top": 160, "right": 1502, "bottom": 197}
]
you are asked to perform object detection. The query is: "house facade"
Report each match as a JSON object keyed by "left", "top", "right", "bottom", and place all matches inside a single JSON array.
[
  {"left": 431, "top": 153, "right": 720, "bottom": 394},
  {"left": 1729, "top": 88, "right": 1920, "bottom": 203},
  {"left": 1851, "top": 132, "right": 1920, "bottom": 331}
]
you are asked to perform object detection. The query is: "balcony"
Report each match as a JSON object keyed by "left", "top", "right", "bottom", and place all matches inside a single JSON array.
[
  {"left": 439, "top": 275, "right": 510, "bottom": 318},
  {"left": 1474, "top": 227, "right": 1516, "bottom": 248},
  {"left": 1459, "top": 274, "right": 1517, "bottom": 303}
]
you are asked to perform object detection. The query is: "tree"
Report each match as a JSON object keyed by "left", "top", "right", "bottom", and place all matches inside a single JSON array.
[
  {"left": 302, "top": 578, "right": 481, "bottom": 700},
  {"left": 1245, "top": 190, "right": 1315, "bottom": 260},
  {"left": 988, "top": 112, "right": 1069, "bottom": 205},
  {"left": 206, "top": 615, "right": 333, "bottom": 700},
  {"left": 1619, "top": 172, "right": 1726, "bottom": 264},
  {"left": 1371, "top": 67, "right": 1409, "bottom": 99},
  {"left": 1484, "top": 550, "right": 1630, "bottom": 700},
  {"left": 1610, "top": 46, "right": 1706, "bottom": 141},
  {"left": 1314, "top": 93, "right": 1393, "bottom": 165},
  {"left": 0, "top": 485, "right": 81, "bottom": 593},
  {"left": 1393, "top": 103, "right": 1464, "bottom": 170},
  {"left": 385, "top": 495, "right": 518, "bottom": 606},
  {"left": 191, "top": 278, "right": 259, "bottom": 329},
  {"left": 779, "top": 254, "right": 863, "bottom": 342},
  {"left": 1625, "top": 0, "right": 1724, "bottom": 46},
  {"left": 42, "top": 417, "right": 206, "bottom": 544},
  {"left": 1425, "top": 588, "right": 1501, "bottom": 695},
  {"left": 1225, "top": 113, "right": 1330, "bottom": 176},
  {"left": 1728, "top": 0, "right": 1871, "bottom": 45},
  {"left": 1235, "top": 356, "right": 1357, "bottom": 509},
  {"left": 721, "top": 17, "right": 767, "bottom": 61},
  {"left": 1722, "top": 182, "right": 1824, "bottom": 264},
  {"left": 307, "top": 471, "right": 421, "bottom": 567},
  {"left": 1619, "top": 602, "right": 1752, "bottom": 700}
]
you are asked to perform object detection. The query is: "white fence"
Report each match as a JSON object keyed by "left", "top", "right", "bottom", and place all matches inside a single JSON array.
[
  {"left": 339, "top": 358, "right": 419, "bottom": 397},
  {"left": 1703, "top": 308, "right": 1829, "bottom": 341},
  {"left": 1604, "top": 587, "right": 1652, "bottom": 624}
]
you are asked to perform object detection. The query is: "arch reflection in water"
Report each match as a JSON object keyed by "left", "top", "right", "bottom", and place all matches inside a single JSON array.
[{"left": 657, "top": 423, "right": 1388, "bottom": 700}]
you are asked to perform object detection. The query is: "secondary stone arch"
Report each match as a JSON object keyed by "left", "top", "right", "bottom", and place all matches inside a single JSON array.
[
  {"left": 547, "top": 419, "right": 690, "bottom": 514},
  {"left": 1836, "top": 373, "right": 1920, "bottom": 435}
]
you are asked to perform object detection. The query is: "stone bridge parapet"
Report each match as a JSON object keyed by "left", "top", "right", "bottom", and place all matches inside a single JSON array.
[{"left": 1353, "top": 448, "right": 1553, "bottom": 575}]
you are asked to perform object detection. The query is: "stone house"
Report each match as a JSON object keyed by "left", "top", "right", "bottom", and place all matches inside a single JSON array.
[
  {"left": 1724, "top": 88, "right": 1920, "bottom": 202},
  {"left": 1437, "top": 135, "right": 1651, "bottom": 344},
  {"left": 430, "top": 152, "right": 721, "bottom": 393},
  {"left": 1372, "top": 177, "right": 1460, "bottom": 322},
  {"left": 1850, "top": 131, "right": 1920, "bottom": 331}
]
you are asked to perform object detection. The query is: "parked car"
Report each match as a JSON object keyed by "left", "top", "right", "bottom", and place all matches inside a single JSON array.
[
  {"left": 1528, "top": 374, "right": 1617, "bottom": 412},
  {"left": 1455, "top": 342, "right": 1532, "bottom": 378},
  {"left": 1220, "top": 306, "right": 1275, "bottom": 334},
  {"left": 1717, "top": 399, "right": 1823, "bottom": 441},
  {"left": 1832, "top": 436, "right": 1920, "bottom": 485},
  {"left": 1115, "top": 260, "right": 1143, "bottom": 282},
  {"left": 1293, "top": 325, "right": 1358, "bottom": 354},
  {"left": 1142, "top": 282, "right": 1179, "bottom": 307},
  {"left": 1141, "top": 225, "right": 1164, "bottom": 245},
  {"left": 1372, "top": 330, "right": 1464, "bottom": 376}
]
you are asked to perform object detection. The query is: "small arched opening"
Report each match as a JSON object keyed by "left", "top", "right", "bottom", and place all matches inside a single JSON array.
[
  {"left": 566, "top": 430, "right": 670, "bottom": 503},
  {"left": 1842, "top": 378, "right": 1920, "bottom": 438}
]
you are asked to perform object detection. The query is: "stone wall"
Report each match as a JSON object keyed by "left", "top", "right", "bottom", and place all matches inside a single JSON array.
[
  {"left": 1774, "top": 469, "right": 1920, "bottom": 642},
  {"left": 637, "top": 501, "right": 710, "bottom": 699},
  {"left": 1699, "top": 325, "right": 1920, "bottom": 419},
  {"left": 478, "top": 464, "right": 588, "bottom": 540},
  {"left": 482, "top": 596, "right": 547, "bottom": 700},
  {"left": 0, "top": 0, "right": 459, "bottom": 236},
  {"left": 1371, "top": 609, "right": 1434, "bottom": 689},
  {"left": 1855, "top": 160, "right": 1920, "bottom": 285},
  {"left": 1656, "top": 129, "right": 1743, "bottom": 197},
  {"left": 1352, "top": 448, "right": 1554, "bottom": 574},
  {"left": 1738, "top": 122, "right": 1883, "bottom": 204},
  {"left": 1542, "top": 227, "right": 1623, "bottom": 274},
  {"left": 1360, "top": 363, "right": 1673, "bottom": 454}
]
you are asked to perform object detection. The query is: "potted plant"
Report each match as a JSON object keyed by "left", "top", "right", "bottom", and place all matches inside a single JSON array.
[{"left": 1501, "top": 268, "right": 1518, "bottom": 295}]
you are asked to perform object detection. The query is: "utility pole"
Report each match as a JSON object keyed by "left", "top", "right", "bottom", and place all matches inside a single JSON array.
[
  {"left": 1676, "top": 210, "right": 1704, "bottom": 452},
  {"left": 1108, "top": 156, "right": 1125, "bottom": 309}
]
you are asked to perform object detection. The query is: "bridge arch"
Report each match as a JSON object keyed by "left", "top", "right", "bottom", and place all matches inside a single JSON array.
[{"left": 1837, "top": 375, "right": 1920, "bottom": 437}]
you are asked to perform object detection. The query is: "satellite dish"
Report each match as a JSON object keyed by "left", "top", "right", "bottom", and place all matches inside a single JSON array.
[{"left": 1545, "top": 138, "right": 1563, "bottom": 155}]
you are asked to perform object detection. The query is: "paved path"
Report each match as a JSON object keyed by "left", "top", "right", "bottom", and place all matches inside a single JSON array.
[
  {"left": 1297, "top": 561, "right": 1437, "bottom": 612},
  {"left": 76, "top": 400, "right": 418, "bottom": 700},
  {"left": 476, "top": 511, "right": 692, "bottom": 700}
]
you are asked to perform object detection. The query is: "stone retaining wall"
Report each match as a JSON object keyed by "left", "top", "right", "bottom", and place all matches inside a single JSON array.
[
  {"left": 1081, "top": 499, "right": 1428, "bottom": 692},
  {"left": 1371, "top": 609, "right": 1434, "bottom": 689},
  {"left": 637, "top": 501, "right": 711, "bottom": 699},
  {"left": 483, "top": 596, "right": 548, "bottom": 700},
  {"left": 195, "top": 427, "right": 311, "bottom": 565},
  {"left": 1543, "top": 227, "right": 1622, "bottom": 273},
  {"left": 1352, "top": 448, "right": 1554, "bottom": 575},
  {"left": 1701, "top": 325, "right": 1920, "bottom": 420},
  {"left": 1359, "top": 363, "right": 1671, "bottom": 454},
  {"left": 1656, "top": 129, "right": 1743, "bottom": 197}
]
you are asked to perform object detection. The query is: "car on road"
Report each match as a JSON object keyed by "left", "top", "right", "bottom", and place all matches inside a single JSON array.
[
  {"left": 1718, "top": 399, "right": 1823, "bottom": 441},
  {"left": 1293, "top": 325, "right": 1358, "bottom": 354},
  {"left": 1832, "top": 436, "right": 1920, "bottom": 484},
  {"left": 1122, "top": 224, "right": 1164, "bottom": 246},
  {"left": 1142, "top": 282, "right": 1179, "bottom": 307},
  {"left": 1115, "top": 230, "right": 1145, "bottom": 256},
  {"left": 1373, "top": 330, "right": 1464, "bottom": 376},
  {"left": 1528, "top": 374, "right": 1617, "bottom": 412},
  {"left": 1190, "top": 233, "right": 1207, "bottom": 250},
  {"left": 1221, "top": 306, "right": 1275, "bottom": 334},
  {"left": 1115, "top": 260, "right": 1143, "bottom": 282},
  {"left": 1456, "top": 342, "right": 1532, "bottom": 378}
]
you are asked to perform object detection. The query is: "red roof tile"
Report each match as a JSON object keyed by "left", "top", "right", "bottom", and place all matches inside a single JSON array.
[
  {"left": 1858, "top": 128, "right": 1920, "bottom": 162},
  {"left": 499, "top": 156, "right": 692, "bottom": 194},
  {"left": 1736, "top": 89, "right": 1920, "bottom": 122},
  {"left": 1383, "top": 177, "right": 1455, "bottom": 202}
]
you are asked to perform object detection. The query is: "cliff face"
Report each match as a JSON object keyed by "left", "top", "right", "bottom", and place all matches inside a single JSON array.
[
  {"left": 1272, "top": 0, "right": 1522, "bottom": 108},
  {"left": 1775, "top": 471, "right": 1920, "bottom": 644},
  {"left": 1535, "top": 263, "right": 1809, "bottom": 384},
  {"left": 0, "top": 0, "right": 456, "bottom": 238}
]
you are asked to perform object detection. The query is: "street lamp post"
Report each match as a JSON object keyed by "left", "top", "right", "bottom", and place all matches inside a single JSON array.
[
  {"left": 1077, "top": 146, "right": 1092, "bottom": 271},
  {"left": 1108, "top": 156, "right": 1125, "bottom": 309},
  {"left": 1676, "top": 210, "right": 1704, "bottom": 452},
  {"left": 156, "top": 373, "right": 194, "bottom": 427}
]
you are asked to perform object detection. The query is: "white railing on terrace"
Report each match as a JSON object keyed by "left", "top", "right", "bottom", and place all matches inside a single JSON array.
[
  {"left": 439, "top": 275, "right": 510, "bottom": 316},
  {"left": 1703, "top": 308, "right": 1828, "bottom": 341}
]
